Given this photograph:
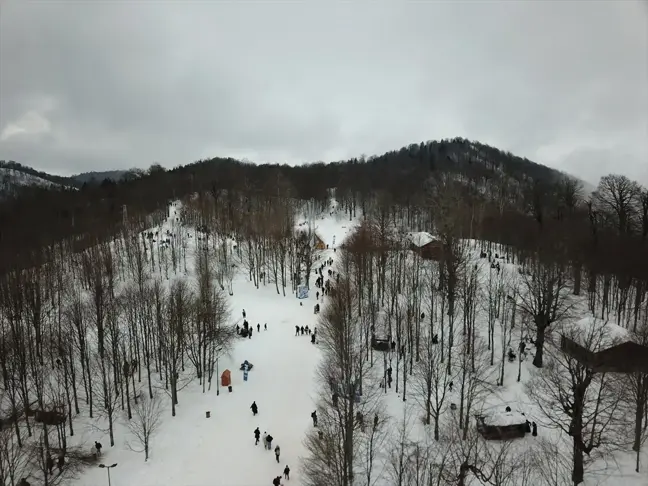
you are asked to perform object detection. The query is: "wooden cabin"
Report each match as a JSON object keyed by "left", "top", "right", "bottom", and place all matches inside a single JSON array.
[
  {"left": 476, "top": 411, "right": 527, "bottom": 440},
  {"left": 560, "top": 336, "right": 648, "bottom": 373},
  {"left": 407, "top": 232, "right": 443, "bottom": 261}
]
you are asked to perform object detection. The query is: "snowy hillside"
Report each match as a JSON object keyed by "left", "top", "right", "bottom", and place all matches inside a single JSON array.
[
  {"left": 0, "top": 167, "right": 60, "bottom": 194},
  {"left": 1, "top": 198, "right": 646, "bottom": 486}
]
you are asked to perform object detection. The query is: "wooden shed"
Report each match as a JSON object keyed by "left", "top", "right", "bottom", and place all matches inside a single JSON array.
[
  {"left": 560, "top": 336, "right": 648, "bottom": 373},
  {"left": 476, "top": 411, "right": 527, "bottom": 440},
  {"left": 407, "top": 232, "right": 443, "bottom": 261}
]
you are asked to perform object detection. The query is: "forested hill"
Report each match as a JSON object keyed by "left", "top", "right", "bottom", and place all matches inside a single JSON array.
[{"left": 0, "top": 137, "right": 587, "bottom": 273}]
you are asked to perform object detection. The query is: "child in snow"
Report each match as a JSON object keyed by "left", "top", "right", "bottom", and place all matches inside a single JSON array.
[
  {"left": 274, "top": 445, "right": 281, "bottom": 463},
  {"left": 283, "top": 465, "right": 290, "bottom": 480}
]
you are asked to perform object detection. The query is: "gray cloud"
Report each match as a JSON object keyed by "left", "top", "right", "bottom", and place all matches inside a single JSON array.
[{"left": 1, "top": 1, "right": 646, "bottom": 185}]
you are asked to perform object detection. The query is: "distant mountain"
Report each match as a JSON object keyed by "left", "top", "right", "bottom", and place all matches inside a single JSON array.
[
  {"left": 1, "top": 139, "right": 596, "bottom": 201},
  {"left": 71, "top": 170, "right": 128, "bottom": 184},
  {"left": 0, "top": 160, "right": 80, "bottom": 198}
]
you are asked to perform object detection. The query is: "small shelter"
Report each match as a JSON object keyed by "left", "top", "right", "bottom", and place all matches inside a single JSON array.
[
  {"left": 407, "top": 232, "right": 443, "bottom": 260},
  {"left": 221, "top": 369, "right": 231, "bottom": 387},
  {"left": 476, "top": 410, "right": 527, "bottom": 440},
  {"left": 313, "top": 233, "right": 326, "bottom": 250},
  {"left": 560, "top": 318, "right": 648, "bottom": 373}
]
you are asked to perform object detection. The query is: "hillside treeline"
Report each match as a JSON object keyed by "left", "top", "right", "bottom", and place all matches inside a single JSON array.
[{"left": 1, "top": 138, "right": 647, "bottom": 329}]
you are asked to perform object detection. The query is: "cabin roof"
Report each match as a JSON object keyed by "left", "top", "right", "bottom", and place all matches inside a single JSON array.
[
  {"left": 560, "top": 318, "right": 648, "bottom": 373},
  {"left": 407, "top": 232, "right": 439, "bottom": 248}
]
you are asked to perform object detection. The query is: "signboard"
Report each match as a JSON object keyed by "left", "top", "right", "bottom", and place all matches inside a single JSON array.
[{"left": 297, "top": 285, "right": 309, "bottom": 299}]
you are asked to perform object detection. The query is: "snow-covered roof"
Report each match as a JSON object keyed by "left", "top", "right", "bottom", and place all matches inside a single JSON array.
[
  {"left": 563, "top": 317, "right": 628, "bottom": 352},
  {"left": 481, "top": 411, "right": 528, "bottom": 427},
  {"left": 407, "top": 232, "right": 438, "bottom": 248}
]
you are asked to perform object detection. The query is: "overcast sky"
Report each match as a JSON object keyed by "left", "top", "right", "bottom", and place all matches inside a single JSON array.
[{"left": 1, "top": 1, "right": 646, "bottom": 185}]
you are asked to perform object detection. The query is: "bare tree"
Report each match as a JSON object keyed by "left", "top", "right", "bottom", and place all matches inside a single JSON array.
[
  {"left": 303, "top": 272, "right": 383, "bottom": 486},
  {"left": 412, "top": 323, "right": 451, "bottom": 440},
  {"left": 624, "top": 314, "right": 648, "bottom": 472},
  {"left": 124, "top": 392, "right": 163, "bottom": 462},
  {"left": 527, "top": 318, "right": 626, "bottom": 485},
  {"left": 0, "top": 424, "right": 29, "bottom": 486},
  {"left": 517, "top": 257, "right": 575, "bottom": 368},
  {"left": 592, "top": 174, "right": 642, "bottom": 235}
]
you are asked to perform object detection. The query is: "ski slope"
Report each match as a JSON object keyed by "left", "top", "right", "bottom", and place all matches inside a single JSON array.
[{"left": 69, "top": 207, "right": 357, "bottom": 486}]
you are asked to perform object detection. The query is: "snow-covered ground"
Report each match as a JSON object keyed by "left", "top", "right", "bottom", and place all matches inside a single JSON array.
[{"left": 25, "top": 200, "right": 647, "bottom": 486}]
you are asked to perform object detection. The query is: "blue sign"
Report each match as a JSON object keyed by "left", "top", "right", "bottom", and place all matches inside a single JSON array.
[{"left": 297, "top": 285, "right": 309, "bottom": 299}]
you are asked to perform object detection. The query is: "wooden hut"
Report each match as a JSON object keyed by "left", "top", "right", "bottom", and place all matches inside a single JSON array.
[
  {"left": 560, "top": 318, "right": 648, "bottom": 373},
  {"left": 476, "top": 411, "right": 527, "bottom": 440},
  {"left": 407, "top": 232, "right": 443, "bottom": 261}
]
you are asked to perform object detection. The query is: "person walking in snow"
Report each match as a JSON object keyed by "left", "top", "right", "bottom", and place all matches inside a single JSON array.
[
  {"left": 274, "top": 445, "right": 281, "bottom": 463},
  {"left": 300, "top": 326, "right": 305, "bottom": 335},
  {"left": 251, "top": 401, "right": 258, "bottom": 416},
  {"left": 283, "top": 465, "right": 290, "bottom": 480},
  {"left": 242, "top": 309, "right": 246, "bottom": 318},
  {"left": 532, "top": 422, "right": 538, "bottom": 436},
  {"left": 273, "top": 476, "right": 281, "bottom": 486},
  {"left": 249, "top": 328, "right": 253, "bottom": 339},
  {"left": 254, "top": 427, "right": 261, "bottom": 445},
  {"left": 295, "top": 325, "right": 300, "bottom": 336},
  {"left": 266, "top": 433, "right": 274, "bottom": 450},
  {"left": 263, "top": 432, "right": 268, "bottom": 449},
  {"left": 311, "top": 410, "right": 318, "bottom": 427},
  {"left": 257, "top": 323, "right": 261, "bottom": 332},
  {"left": 264, "top": 323, "right": 267, "bottom": 330}
]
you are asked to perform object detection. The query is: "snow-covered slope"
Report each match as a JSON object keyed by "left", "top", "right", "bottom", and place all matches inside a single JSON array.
[{"left": 6, "top": 200, "right": 644, "bottom": 486}]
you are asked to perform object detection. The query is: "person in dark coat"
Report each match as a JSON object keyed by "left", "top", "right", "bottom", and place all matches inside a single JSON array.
[
  {"left": 251, "top": 401, "right": 258, "bottom": 416},
  {"left": 242, "top": 309, "right": 246, "bottom": 318},
  {"left": 266, "top": 434, "right": 274, "bottom": 449},
  {"left": 254, "top": 427, "right": 261, "bottom": 445},
  {"left": 264, "top": 323, "right": 267, "bottom": 330},
  {"left": 332, "top": 393, "right": 339, "bottom": 407},
  {"left": 311, "top": 334, "right": 316, "bottom": 344},
  {"left": 311, "top": 410, "right": 318, "bottom": 427},
  {"left": 525, "top": 420, "right": 531, "bottom": 433},
  {"left": 274, "top": 445, "right": 281, "bottom": 463},
  {"left": 532, "top": 422, "right": 538, "bottom": 436},
  {"left": 57, "top": 454, "right": 65, "bottom": 474},
  {"left": 373, "top": 414, "right": 379, "bottom": 428},
  {"left": 257, "top": 323, "right": 261, "bottom": 332},
  {"left": 283, "top": 465, "right": 290, "bottom": 480},
  {"left": 295, "top": 325, "right": 300, "bottom": 336},
  {"left": 46, "top": 456, "right": 54, "bottom": 475},
  {"left": 273, "top": 476, "right": 281, "bottom": 486},
  {"left": 300, "top": 326, "right": 305, "bottom": 335},
  {"left": 95, "top": 441, "right": 102, "bottom": 456}
]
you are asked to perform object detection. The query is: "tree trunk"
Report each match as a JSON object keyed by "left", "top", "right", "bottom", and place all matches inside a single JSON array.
[
  {"left": 572, "top": 440, "right": 585, "bottom": 485},
  {"left": 533, "top": 324, "right": 546, "bottom": 368}
]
